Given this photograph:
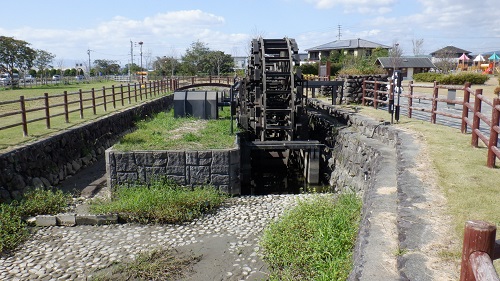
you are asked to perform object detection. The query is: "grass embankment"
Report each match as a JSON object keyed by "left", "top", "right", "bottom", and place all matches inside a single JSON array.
[
  {"left": 357, "top": 106, "right": 500, "bottom": 231},
  {"left": 261, "top": 193, "right": 362, "bottom": 281},
  {"left": 0, "top": 80, "right": 167, "bottom": 151},
  {"left": 114, "top": 108, "right": 236, "bottom": 151}
]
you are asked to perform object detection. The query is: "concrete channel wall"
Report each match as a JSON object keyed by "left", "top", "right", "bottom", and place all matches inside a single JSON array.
[
  {"left": 0, "top": 95, "right": 174, "bottom": 202},
  {"left": 106, "top": 147, "right": 241, "bottom": 195}
]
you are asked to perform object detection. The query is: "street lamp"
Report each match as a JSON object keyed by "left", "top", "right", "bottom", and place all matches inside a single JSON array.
[{"left": 138, "top": 41, "right": 143, "bottom": 83}]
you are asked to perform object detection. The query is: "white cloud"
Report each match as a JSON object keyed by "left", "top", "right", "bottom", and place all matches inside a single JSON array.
[{"left": 305, "top": 0, "right": 396, "bottom": 13}]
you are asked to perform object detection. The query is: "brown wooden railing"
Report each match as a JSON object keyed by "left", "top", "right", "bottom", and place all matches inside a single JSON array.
[
  {"left": 0, "top": 80, "right": 168, "bottom": 137},
  {"left": 460, "top": 220, "right": 500, "bottom": 281},
  {"left": 362, "top": 80, "right": 500, "bottom": 168},
  {"left": 174, "top": 75, "right": 233, "bottom": 89}
]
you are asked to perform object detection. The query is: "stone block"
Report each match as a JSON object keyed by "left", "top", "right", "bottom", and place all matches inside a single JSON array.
[
  {"left": 114, "top": 152, "right": 137, "bottom": 172},
  {"left": 75, "top": 214, "right": 118, "bottom": 225},
  {"left": 144, "top": 167, "right": 167, "bottom": 182},
  {"left": 135, "top": 152, "right": 155, "bottom": 166},
  {"left": 212, "top": 151, "right": 229, "bottom": 165},
  {"left": 166, "top": 165, "right": 185, "bottom": 176},
  {"left": 36, "top": 215, "right": 57, "bottom": 227},
  {"left": 198, "top": 151, "right": 212, "bottom": 166},
  {"left": 167, "top": 151, "right": 185, "bottom": 166},
  {"left": 211, "top": 174, "right": 229, "bottom": 185},
  {"left": 186, "top": 151, "right": 198, "bottom": 165},
  {"left": 211, "top": 165, "right": 229, "bottom": 174},
  {"left": 56, "top": 214, "right": 76, "bottom": 226},
  {"left": 152, "top": 151, "right": 169, "bottom": 166},
  {"left": 167, "top": 175, "right": 187, "bottom": 185},
  {"left": 116, "top": 172, "right": 138, "bottom": 184},
  {"left": 188, "top": 166, "right": 210, "bottom": 185}
]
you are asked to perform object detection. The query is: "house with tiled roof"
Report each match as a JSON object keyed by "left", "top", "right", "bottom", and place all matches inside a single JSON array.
[
  {"left": 304, "top": 38, "right": 391, "bottom": 61},
  {"left": 430, "top": 46, "right": 471, "bottom": 58},
  {"left": 376, "top": 57, "right": 436, "bottom": 80}
]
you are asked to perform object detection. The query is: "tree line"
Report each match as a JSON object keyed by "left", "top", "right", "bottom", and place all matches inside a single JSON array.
[{"left": 0, "top": 37, "right": 235, "bottom": 86}]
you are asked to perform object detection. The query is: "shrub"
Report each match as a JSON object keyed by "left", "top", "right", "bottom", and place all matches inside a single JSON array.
[
  {"left": 90, "top": 179, "right": 227, "bottom": 224},
  {"left": 413, "top": 72, "right": 489, "bottom": 85},
  {"left": 261, "top": 193, "right": 362, "bottom": 281},
  {"left": 438, "top": 73, "right": 489, "bottom": 85},
  {"left": 494, "top": 86, "right": 500, "bottom": 97},
  {"left": 18, "top": 188, "right": 72, "bottom": 217},
  {"left": 0, "top": 204, "right": 29, "bottom": 253},
  {"left": 413, "top": 72, "right": 444, "bottom": 83}
]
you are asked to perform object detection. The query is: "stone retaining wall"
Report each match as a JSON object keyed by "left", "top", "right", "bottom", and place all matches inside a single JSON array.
[
  {"left": 0, "top": 95, "right": 174, "bottom": 202},
  {"left": 307, "top": 98, "right": 398, "bottom": 192},
  {"left": 339, "top": 74, "right": 389, "bottom": 104},
  {"left": 106, "top": 147, "right": 241, "bottom": 195}
]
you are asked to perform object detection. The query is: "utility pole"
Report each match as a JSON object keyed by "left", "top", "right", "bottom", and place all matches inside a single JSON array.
[
  {"left": 87, "top": 49, "right": 92, "bottom": 77},
  {"left": 129, "top": 40, "right": 133, "bottom": 82}
]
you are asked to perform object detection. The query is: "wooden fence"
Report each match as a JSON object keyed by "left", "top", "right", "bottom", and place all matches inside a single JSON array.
[
  {"left": 161, "top": 75, "right": 232, "bottom": 93},
  {"left": 460, "top": 220, "right": 500, "bottom": 281},
  {"left": 362, "top": 80, "right": 500, "bottom": 168},
  {"left": 0, "top": 80, "right": 168, "bottom": 137}
]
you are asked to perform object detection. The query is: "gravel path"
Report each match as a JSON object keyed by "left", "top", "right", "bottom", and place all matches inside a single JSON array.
[{"left": 0, "top": 193, "right": 317, "bottom": 281}]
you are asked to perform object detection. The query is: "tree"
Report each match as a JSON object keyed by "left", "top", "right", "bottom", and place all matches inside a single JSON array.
[
  {"left": 389, "top": 42, "right": 403, "bottom": 71},
  {"left": 412, "top": 38, "right": 425, "bottom": 56},
  {"left": 0, "top": 36, "right": 36, "bottom": 88},
  {"left": 180, "top": 41, "right": 211, "bottom": 75},
  {"left": 206, "top": 51, "right": 233, "bottom": 76},
  {"left": 433, "top": 49, "right": 456, "bottom": 74},
  {"left": 34, "top": 49, "right": 55, "bottom": 84},
  {"left": 153, "top": 56, "right": 178, "bottom": 77},
  {"left": 93, "top": 59, "right": 120, "bottom": 76}
]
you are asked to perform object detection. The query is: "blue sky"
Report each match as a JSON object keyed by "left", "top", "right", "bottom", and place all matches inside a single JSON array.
[{"left": 1, "top": 0, "right": 499, "bottom": 68}]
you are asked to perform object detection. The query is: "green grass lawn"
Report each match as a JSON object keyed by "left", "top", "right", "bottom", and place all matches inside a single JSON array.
[
  {"left": 114, "top": 108, "right": 236, "bottom": 151},
  {"left": 0, "top": 80, "right": 168, "bottom": 151}
]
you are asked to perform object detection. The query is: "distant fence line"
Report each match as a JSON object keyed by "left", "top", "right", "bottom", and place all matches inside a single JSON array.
[
  {"left": 0, "top": 81, "right": 167, "bottom": 137},
  {"left": 362, "top": 80, "right": 500, "bottom": 168}
]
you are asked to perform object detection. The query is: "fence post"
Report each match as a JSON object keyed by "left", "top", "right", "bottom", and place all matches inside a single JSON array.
[
  {"left": 139, "top": 83, "right": 143, "bottom": 100},
  {"left": 44, "top": 93, "right": 50, "bottom": 129},
  {"left": 63, "top": 91, "right": 69, "bottom": 123},
  {"left": 133, "top": 83, "right": 138, "bottom": 102},
  {"left": 462, "top": 82, "right": 472, "bottom": 133},
  {"left": 362, "top": 80, "right": 366, "bottom": 106},
  {"left": 91, "top": 88, "right": 96, "bottom": 115},
  {"left": 102, "top": 87, "right": 107, "bottom": 112},
  {"left": 487, "top": 97, "right": 500, "bottom": 168},
  {"left": 471, "top": 89, "right": 482, "bottom": 148},
  {"left": 431, "top": 81, "right": 439, "bottom": 124},
  {"left": 20, "top": 95, "right": 28, "bottom": 136},
  {"left": 79, "top": 89, "right": 84, "bottom": 119},
  {"left": 111, "top": 85, "right": 116, "bottom": 109},
  {"left": 120, "top": 84, "right": 124, "bottom": 106},
  {"left": 127, "top": 83, "right": 131, "bottom": 104},
  {"left": 374, "top": 81, "right": 379, "bottom": 109},
  {"left": 408, "top": 81, "right": 413, "bottom": 118},
  {"left": 149, "top": 81, "right": 152, "bottom": 98},
  {"left": 460, "top": 220, "right": 498, "bottom": 281}
]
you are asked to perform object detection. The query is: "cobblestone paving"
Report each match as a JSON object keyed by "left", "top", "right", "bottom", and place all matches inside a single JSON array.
[{"left": 0, "top": 194, "right": 316, "bottom": 281}]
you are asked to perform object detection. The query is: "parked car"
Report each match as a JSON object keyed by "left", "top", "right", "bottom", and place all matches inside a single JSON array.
[
  {"left": 52, "top": 75, "right": 61, "bottom": 81},
  {"left": 21, "top": 75, "right": 35, "bottom": 83},
  {"left": 0, "top": 73, "right": 19, "bottom": 86}
]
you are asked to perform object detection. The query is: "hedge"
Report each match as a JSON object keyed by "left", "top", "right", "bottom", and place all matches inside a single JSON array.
[{"left": 413, "top": 72, "right": 489, "bottom": 85}]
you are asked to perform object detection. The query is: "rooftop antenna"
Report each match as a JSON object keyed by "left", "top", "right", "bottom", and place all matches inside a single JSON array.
[{"left": 337, "top": 25, "right": 342, "bottom": 40}]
